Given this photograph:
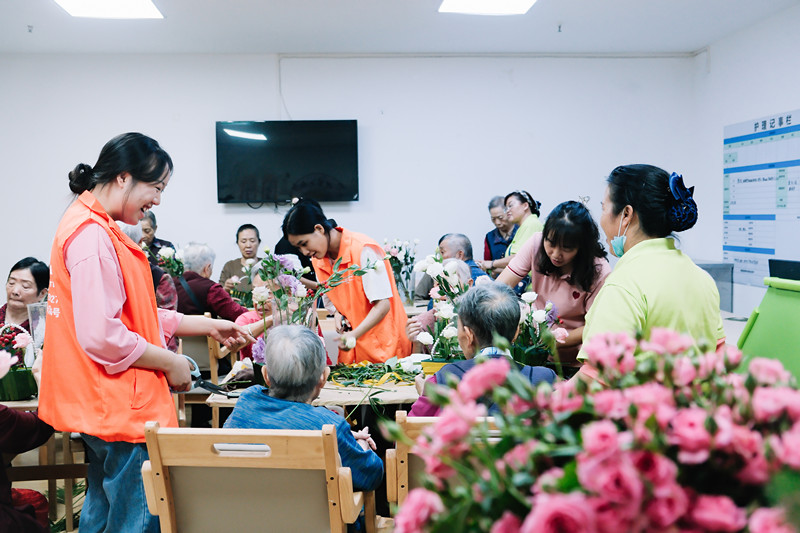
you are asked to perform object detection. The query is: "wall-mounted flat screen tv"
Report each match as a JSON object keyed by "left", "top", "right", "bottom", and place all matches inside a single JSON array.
[{"left": 215, "top": 120, "right": 358, "bottom": 204}]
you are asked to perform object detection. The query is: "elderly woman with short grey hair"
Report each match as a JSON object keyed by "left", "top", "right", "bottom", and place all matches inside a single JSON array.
[
  {"left": 174, "top": 242, "right": 247, "bottom": 322},
  {"left": 409, "top": 283, "right": 556, "bottom": 417},
  {"left": 224, "top": 326, "right": 384, "bottom": 491}
]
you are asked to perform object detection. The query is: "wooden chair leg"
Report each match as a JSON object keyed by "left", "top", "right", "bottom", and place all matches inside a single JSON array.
[
  {"left": 62, "top": 432, "right": 75, "bottom": 531},
  {"left": 364, "top": 490, "right": 377, "bottom": 533},
  {"left": 212, "top": 406, "right": 219, "bottom": 429}
]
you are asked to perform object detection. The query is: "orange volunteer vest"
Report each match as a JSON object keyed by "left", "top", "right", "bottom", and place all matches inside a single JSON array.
[
  {"left": 312, "top": 228, "right": 412, "bottom": 364},
  {"left": 39, "top": 192, "right": 177, "bottom": 443}
]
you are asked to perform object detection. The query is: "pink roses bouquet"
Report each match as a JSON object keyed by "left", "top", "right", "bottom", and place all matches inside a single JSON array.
[{"left": 392, "top": 328, "right": 800, "bottom": 533}]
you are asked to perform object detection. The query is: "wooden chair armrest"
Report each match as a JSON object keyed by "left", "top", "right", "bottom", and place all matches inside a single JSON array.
[
  {"left": 385, "top": 448, "right": 397, "bottom": 504},
  {"left": 337, "top": 466, "right": 365, "bottom": 523},
  {"left": 141, "top": 461, "right": 158, "bottom": 515}
]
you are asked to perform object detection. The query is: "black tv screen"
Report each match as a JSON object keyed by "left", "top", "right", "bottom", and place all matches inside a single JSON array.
[{"left": 215, "top": 120, "right": 359, "bottom": 203}]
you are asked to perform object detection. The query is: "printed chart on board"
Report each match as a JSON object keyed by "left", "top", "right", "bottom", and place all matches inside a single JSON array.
[{"left": 723, "top": 109, "right": 800, "bottom": 287}]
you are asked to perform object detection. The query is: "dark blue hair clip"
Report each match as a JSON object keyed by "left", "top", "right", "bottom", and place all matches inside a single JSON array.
[
  {"left": 669, "top": 172, "right": 694, "bottom": 202},
  {"left": 667, "top": 172, "right": 698, "bottom": 232}
]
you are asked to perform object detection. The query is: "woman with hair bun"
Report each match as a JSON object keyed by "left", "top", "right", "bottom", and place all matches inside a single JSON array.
[
  {"left": 497, "top": 201, "right": 611, "bottom": 370},
  {"left": 283, "top": 199, "right": 411, "bottom": 364},
  {"left": 38, "top": 132, "right": 250, "bottom": 532},
  {"left": 479, "top": 190, "right": 544, "bottom": 277},
  {"left": 576, "top": 164, "right": 725, "bottom": 373}
]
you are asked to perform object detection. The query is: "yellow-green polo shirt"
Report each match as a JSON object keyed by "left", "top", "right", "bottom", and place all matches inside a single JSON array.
[
  {"left": 578, "top": 238, "right": 725, "bottom": 361},
  {"left": 505, "top": 214, "right": 544, "bottom": 257}
]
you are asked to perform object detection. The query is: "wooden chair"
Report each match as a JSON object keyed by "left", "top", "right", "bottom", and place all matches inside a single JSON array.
[
  {"left": 385, "top": 410, "right": 498, "bottom": 508},
  {"left": 385, "top": 410, "right": 433, "bottom": 507},
  {"left": 141, "top": 421, "right": 376, "bottom": 533},
  {"left": 205, "top": 335, "right": 238, "bottom": 428}
]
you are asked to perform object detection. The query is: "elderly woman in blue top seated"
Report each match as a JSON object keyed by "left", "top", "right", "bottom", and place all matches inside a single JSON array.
[
  {"left": 224, "top": 325, "right": 383, "bottom": 491},
  {"left": 409, "top": 283, "right": 556, "bottom": 416}
]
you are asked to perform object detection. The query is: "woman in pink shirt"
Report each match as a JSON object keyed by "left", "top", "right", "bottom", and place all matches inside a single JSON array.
[{"left": 497, "top": 201, "right": 611, "bottom": 371}]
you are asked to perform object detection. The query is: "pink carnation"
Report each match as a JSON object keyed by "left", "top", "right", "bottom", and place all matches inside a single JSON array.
[
  {"left": 547, "top": 379, "right": 584, "bottom": 414},
  {"left": 521, "top": 492, "right": 597, "bottom": 533},
  {"left": 748, "top": 507, "right": 797, "bottom": 533},
  {"left": 458, "top": 357, "right": 511, "bottom": 401},
  {"left": 689, "top": 494, "right": 747, "bottom": 532},
  {"left": 591, "top": 389, "right": 630, "bottom": 419},
  {"left": 772, "top": 423, "right": 800, "bottom": 469},
  {"left": 491, "top": 511, "right": 523, "bottom": 533},
  {"left": 582, "top": 331, "right": 637, "bottom": 374},
  {"left": 581, "top": 420, "right": 623, "bottom": 458},
  {"left": 667, "top": 407, "right": 712, "bottom": 464},
  {"left": 717, "top": 343, "right": 743, "bottom": 370},
  {"left": 631, "top": 451, "right": 677, "bottom": 496},
  {"left": 394, "top": 488, "right": 444, "bottom": 533},
  {"left": 672, "top": 356, "right": 697, "bottom": 386},
  {"left": 644, "top": 483, "right": 689, "bottom": 529},
  {"left": 640, "top": 328, "right": 694, "bottom": 355},
  {"left": 576, "top": 453, "right": 643, "bottom": 513},
  {"left": 749, "top": 358, "right": 792, "bottom": 385},
  {"left": 752, "top": 387, "right": 790, "bottom": 423},
  {"left": 623, "top": 382, "right": 675, "bottom": 424}
]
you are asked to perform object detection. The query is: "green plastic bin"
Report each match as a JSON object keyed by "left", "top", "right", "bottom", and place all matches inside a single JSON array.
[{"left": 738, "top": 277, "right": 800, "bottom": 380}]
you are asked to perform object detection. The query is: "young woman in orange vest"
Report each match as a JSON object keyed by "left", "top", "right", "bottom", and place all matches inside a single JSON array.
[
  {"left": 283, "top": 199, "right": 412, "bottom": 364},
  {"left": 38, "top": 133, "right": 250, "bottom": 533}
]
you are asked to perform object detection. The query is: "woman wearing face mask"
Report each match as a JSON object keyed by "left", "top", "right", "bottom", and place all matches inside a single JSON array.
[
  {"left": 576, "top": 164, "right": 725, "bottom": 375},
  {"left": 496, "top": 201, "right": 611, "bottom": 369},
  {"left": 220, "top": 223, "right": 262, "bottom": 293},
  {"left": 38, "top": 133, "right": 250, "bottom": 533},
  {"left": 283, "top": 199, "right": 411, "bottom": 364},
  {"left": 1, "top": 258, "right": 49, "bottom": 333}
]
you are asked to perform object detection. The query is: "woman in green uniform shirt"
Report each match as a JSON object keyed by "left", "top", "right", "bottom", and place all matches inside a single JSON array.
[{"left": 576, "top": 164, "right": 725, "bottom": 379}]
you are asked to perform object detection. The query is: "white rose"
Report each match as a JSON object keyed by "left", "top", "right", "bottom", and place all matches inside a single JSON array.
[
  {"left": 414, "top": 238, "right": 420, "bottom": 244},
  {"left": 245, "top": 258, "right": 257, "bottom": 267},
  {"left": 435, "top": 302, "right": 456, "bottom": 320},
  {"left": 140, "top": 242, "right": 147, "bottom": 251},
  {"left": 532, "top": 309, "right": 547, "bottom": 323},
  {"left": 229, "top": 275, "right": 241, "bottom": 284},
  {"left": 425, "top": 262, "right": 444, "bottom": 279},
  {"left": 446, "top": 274, "right": 461, "bottom": 288},
  {"left": 252, "top": 286, "right": 271, "bottom": 304},
  {"left": 294, "top": 285, "right": 308, "bottom": 297},
  {"left": 374, "top": 261, "right": 385, "bottom": 273},
  {"left": 444, "top": 261, "right": 459, "bottom": 276},
  {"left": 175, "top": 249, "right": 184, "bottom": 262},
  {"left": 441, "top": 326, "right": 458, "bottom": 339},
  {"left": 521, "top": 291, "right": 538, "bottom": 304},
  {"left": 158, "top": 247, "right": 175, "bottom": 259},
  {"left": 344, "top": 336, "right": 357, "bottom": 349},
  {"left": 403, "top": 240, "right": 410, "bottom": 248},
  {"left": 545, "top": 302, "right": 553, "bottom": 312},
  {"left": 416, "top": 331, "right": 434, "bottom": 346}
]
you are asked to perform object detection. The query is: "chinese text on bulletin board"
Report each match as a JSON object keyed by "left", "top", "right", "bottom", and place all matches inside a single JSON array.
[{"left": 723, "top": 109, "right": 800, "bottom": 287}]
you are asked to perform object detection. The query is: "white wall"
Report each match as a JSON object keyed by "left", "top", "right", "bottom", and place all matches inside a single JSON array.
[
  {"left": 690, "top": 3, "right": 800, "bottom": 315},
  {"left": 0, "top": 52, "right": 692, "bottom": 305},
  {"left": 1, "top": 2, "right": 798, "bottom": 318}
]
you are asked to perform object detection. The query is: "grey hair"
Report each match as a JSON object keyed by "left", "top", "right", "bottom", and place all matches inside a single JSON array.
[
  {"left": 442, "top": 258, "right": 472, "bottom": 286},
  {"left": 488, "top": 196, "right": 505, "bottom": 210},
  {"left": 264, "top": 325, "right": 327, "bottom": 402},
  {"left": 442, "top": 233, "right": 474, "bottom": 261},
  {"left": 181, "top": 242, "right": 216, "bottom": 272},
  {"left": 116, "top": 221, "right": 142, "bottom": 243},
  {"left": 457, "top": 283, "right": 520, "bottom": 348},
  {"left": 143, "top": 210, "right": 157, "bottom": 226}
]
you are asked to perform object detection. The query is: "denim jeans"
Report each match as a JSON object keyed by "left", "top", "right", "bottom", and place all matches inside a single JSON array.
[{"left": 80, "top": 434, "right": 159, "bottom": 533}]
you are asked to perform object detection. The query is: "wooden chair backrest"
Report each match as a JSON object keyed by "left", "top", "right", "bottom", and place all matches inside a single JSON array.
[
  {"left": 386, "top": 410, "right": 497, "bottom": 507},
  {"left": 142, "top": 422, "right": 366, "bottom": 533}
]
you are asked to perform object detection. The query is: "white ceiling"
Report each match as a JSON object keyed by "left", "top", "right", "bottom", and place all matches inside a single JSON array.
[{"left": 1, "top": 0, "right": 798, "bottom": 56}]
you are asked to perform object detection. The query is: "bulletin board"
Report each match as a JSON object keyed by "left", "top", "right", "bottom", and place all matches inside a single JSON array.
[{"left": 723, "top": 109, "right": 800, "bottom": 286}]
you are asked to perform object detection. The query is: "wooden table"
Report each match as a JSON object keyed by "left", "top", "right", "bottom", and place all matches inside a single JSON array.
[{"left": 206, "top": 382, "right": 419, "bottom": 427}]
